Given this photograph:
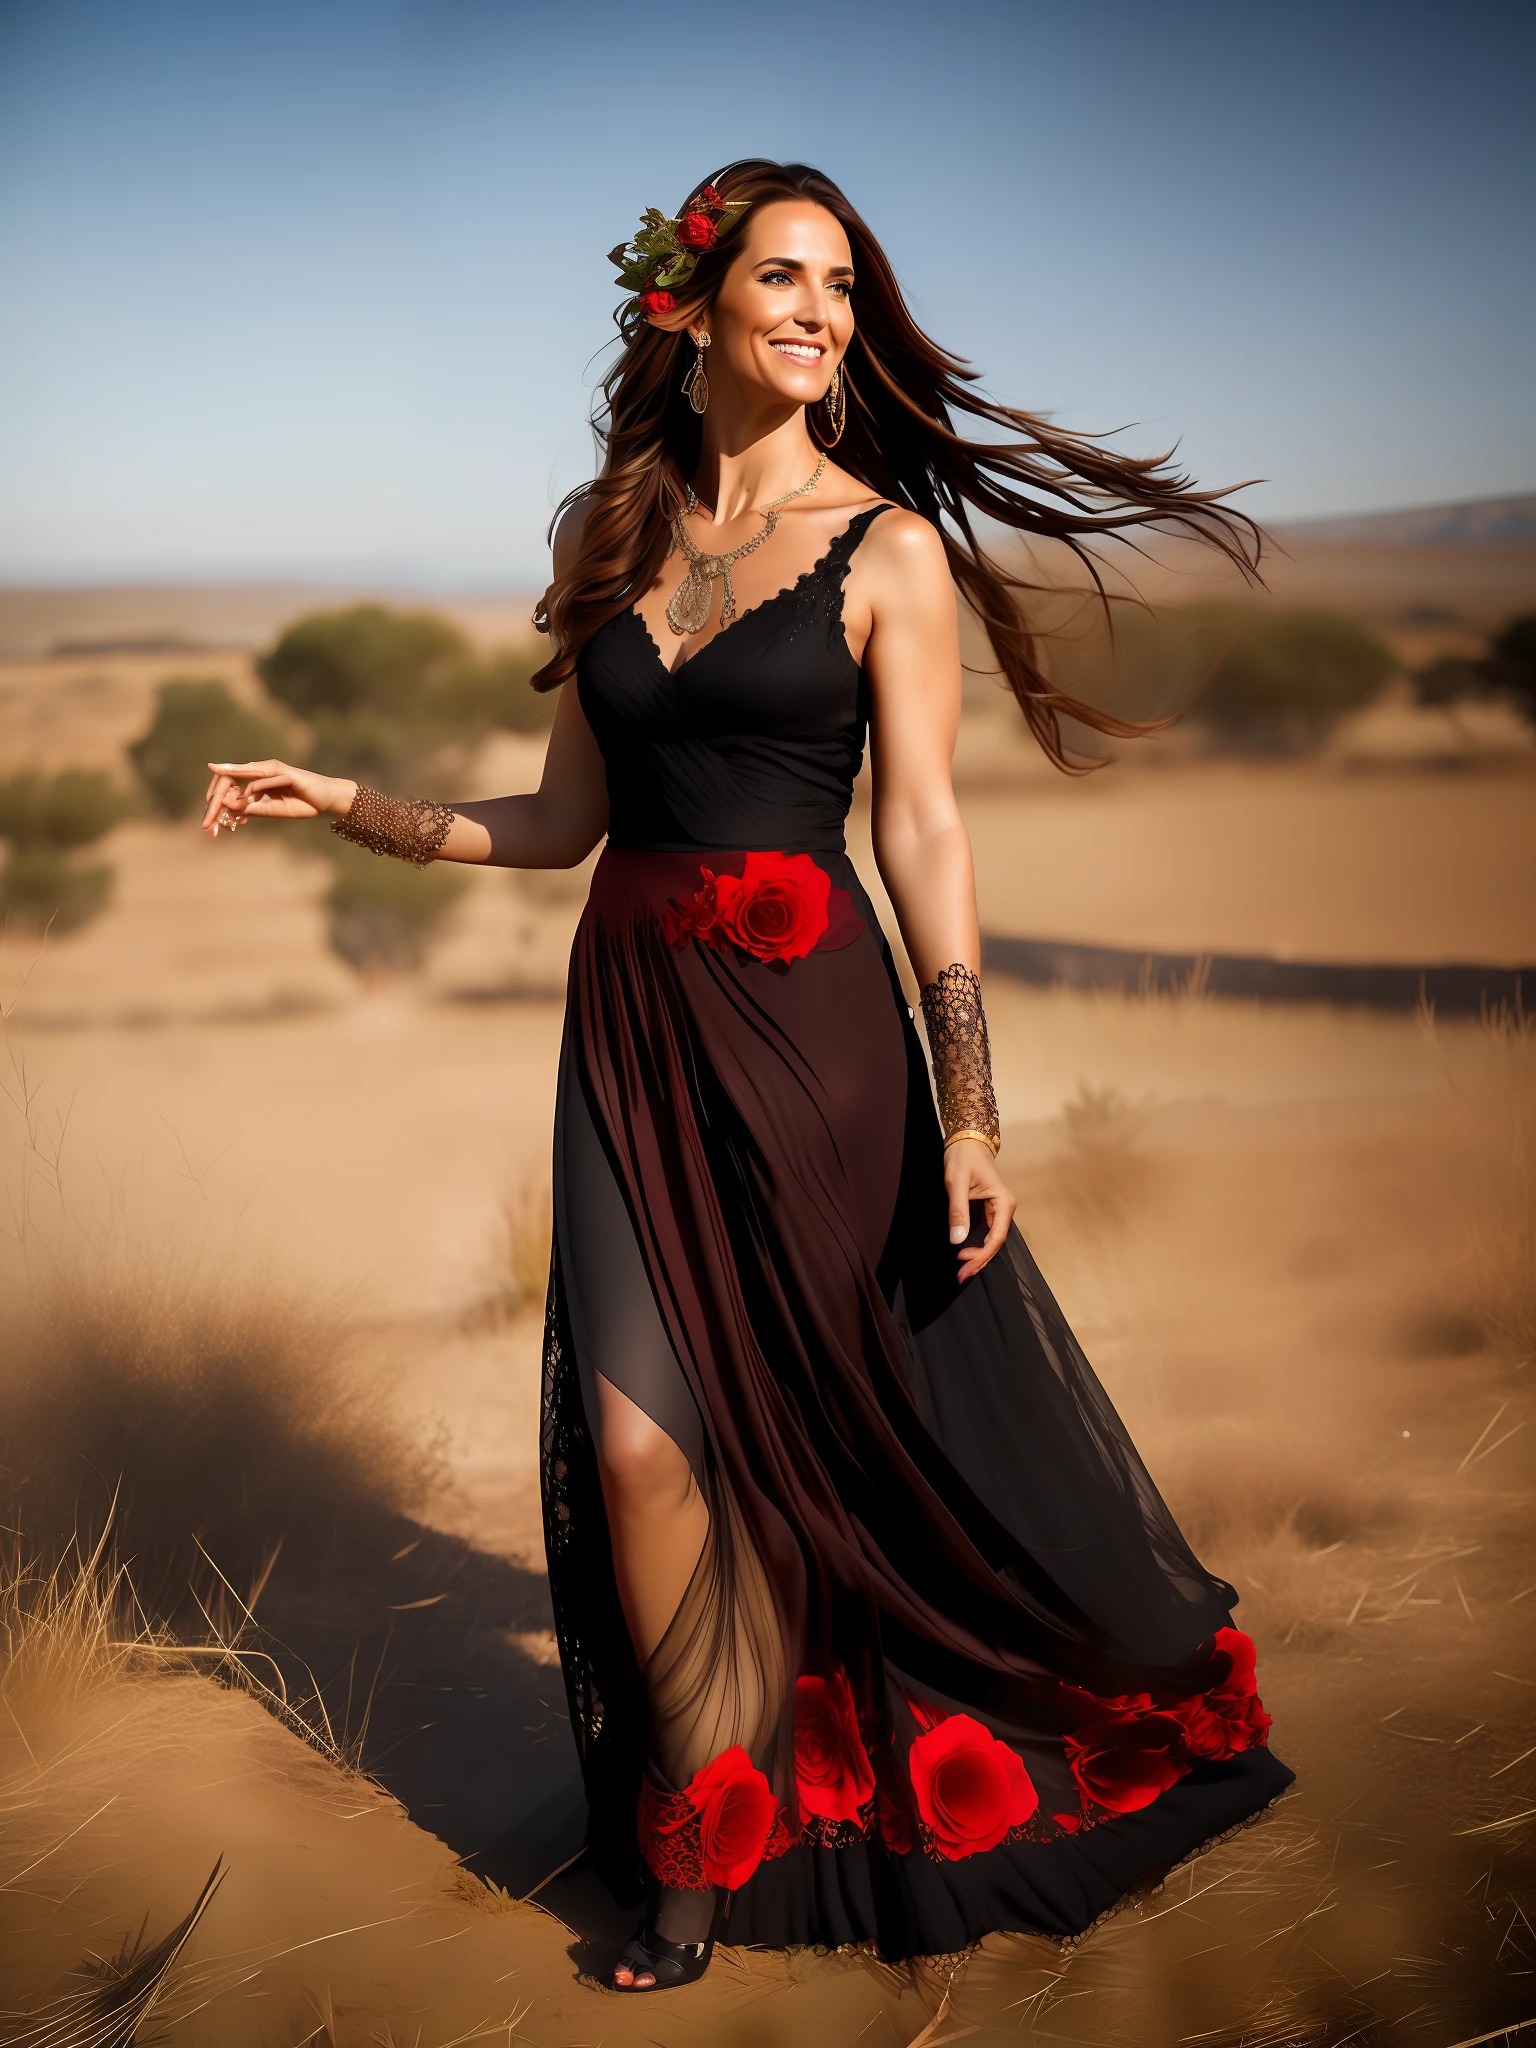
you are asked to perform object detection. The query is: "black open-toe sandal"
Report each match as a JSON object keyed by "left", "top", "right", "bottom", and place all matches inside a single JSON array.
[{"left": 612, "top": 1888, "right": 728, "bottom": 1992}]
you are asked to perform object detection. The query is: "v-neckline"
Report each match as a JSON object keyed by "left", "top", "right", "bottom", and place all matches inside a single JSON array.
[{"left": 628, "top": 505, "right": 887, "bottom": 677}]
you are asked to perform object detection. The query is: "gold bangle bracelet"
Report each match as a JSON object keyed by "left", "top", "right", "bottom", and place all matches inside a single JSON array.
[{"left": 943, "top": 1129, "right": 999, "bottom": 1155}]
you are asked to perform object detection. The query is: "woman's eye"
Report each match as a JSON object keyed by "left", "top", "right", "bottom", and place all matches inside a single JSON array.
[
  {"left": 759, "top": 268, "right": 794, "bottom": 286},
  {"left": 829, "top": 280, "right": 853, "bottom": 299}
]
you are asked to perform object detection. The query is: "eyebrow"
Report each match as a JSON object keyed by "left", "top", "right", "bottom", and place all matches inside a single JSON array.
[{"left": 756, "top": 254, "right": 855, "bottom": 277}]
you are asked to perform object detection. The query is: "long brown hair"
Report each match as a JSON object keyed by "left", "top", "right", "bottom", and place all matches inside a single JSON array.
[{"left": 532, "top": 158, "right": 1262, "bottom": 771}]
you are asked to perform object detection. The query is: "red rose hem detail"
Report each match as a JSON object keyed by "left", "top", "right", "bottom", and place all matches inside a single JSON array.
[{"left": 638, "top": 1746, "right": 790, "bottom": 1891}]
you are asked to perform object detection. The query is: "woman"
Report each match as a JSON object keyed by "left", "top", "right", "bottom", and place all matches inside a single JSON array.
[{"left": 203, "top": 159, "right": 1292, "bottom": 1991}]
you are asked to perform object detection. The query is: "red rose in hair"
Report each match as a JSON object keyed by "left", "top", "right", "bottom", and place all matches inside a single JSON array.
[
  {"left": 640, "top": 287, "right": 676, "bottom": 318},
  {"left": 794, "top": 1670, "right": 875, "bottom": 1825},
  {"left": 687, "top": 1745, "right": 780, "bottom": 1888},
  {"left": 695, "top": 184, "right": 725, "bottom": 209},
  {"left": 1065, "top": 1710, "right": 1190, "bottom": 1815},
  {"left": 676, "top": 211, "right": 718, "bottom": 252},
  {"left": 713, "top": 851, "right": 831, "bottom": 963},
  {"left": 908, "top": 1714, "right": 1039, "bottom": 1861}
]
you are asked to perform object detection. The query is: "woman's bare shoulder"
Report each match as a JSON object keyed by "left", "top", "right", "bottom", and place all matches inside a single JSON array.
[
  {"left": 858, "top": 506, "right": 950, "bottom": 596},
  {"left": 865, "top": 503, "right": 941, "bottom": 553}
]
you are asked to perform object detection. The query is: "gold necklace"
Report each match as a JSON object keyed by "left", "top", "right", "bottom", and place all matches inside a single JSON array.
[{"left": 665, "top": 453, "right": 828, "bottom": 638}]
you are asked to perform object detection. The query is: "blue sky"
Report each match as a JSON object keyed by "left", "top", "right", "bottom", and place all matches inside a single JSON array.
[{"left": 1, "top": 0, "right": 1531, "bottom": 585}]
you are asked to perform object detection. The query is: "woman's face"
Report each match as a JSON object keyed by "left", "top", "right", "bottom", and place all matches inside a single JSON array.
[{"left": 701, "top": 199, "right": 854, "bottom": 410}]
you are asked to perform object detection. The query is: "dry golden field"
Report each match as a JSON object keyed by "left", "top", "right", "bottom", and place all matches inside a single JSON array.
[{"left": 1, "top": 559, "right": 1534, "bottom": 2045}]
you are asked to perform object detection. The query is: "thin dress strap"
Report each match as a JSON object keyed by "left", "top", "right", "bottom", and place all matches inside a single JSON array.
[{"left": 821, "top": 502, "right": 897, "bottom": 590}]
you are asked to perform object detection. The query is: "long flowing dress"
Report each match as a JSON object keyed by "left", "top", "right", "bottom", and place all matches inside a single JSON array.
[{"left": 541, "top": 506, "right": 1293, "bottom": 1961}]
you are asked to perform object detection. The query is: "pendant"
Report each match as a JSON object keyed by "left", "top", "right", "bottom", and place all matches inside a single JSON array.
[{"left": 666, "top": 557, "right": 719, "bottom": 637}]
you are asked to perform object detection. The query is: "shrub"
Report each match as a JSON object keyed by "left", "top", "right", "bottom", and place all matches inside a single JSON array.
[
  {"left": 1195, "top": 608, "right": 1396, "bottom": 733},
  {"left": 304, "top": 707, "right": 439, "bottom": 794},
  {"left": 257, "top": 604, "right": 469, "bottom": 721},
  {"left": 0, "top": 848, "right": 113, "bottom": 934},
  {"left": 0, "top": 770, "right": 135, "bottom": 937},
  {"left": 324, "top": 841, "right": 469, "bottom": 977},
  {"left": 428, "top": 647, "right": 556, "bottom": 735},
  {"left": 1044, "top": 603, "right": 1397, "bottom": 745},
  {"left": 128, "top": 678, "right": 286, "bottom": 819},
  {"left": 1488, "top": 613, "right": 1536, "bottom": 717},
  {"left": 0, "top": 769, "right": 135, "bottom": 850}
]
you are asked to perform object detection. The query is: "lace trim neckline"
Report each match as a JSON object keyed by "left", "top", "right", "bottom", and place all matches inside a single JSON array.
[{"left": 629, "top": 503, "right": 892, "bottom": 677}]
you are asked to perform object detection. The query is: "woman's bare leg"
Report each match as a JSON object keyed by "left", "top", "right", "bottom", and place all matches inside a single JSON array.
[
  {"left": 590, "top": 1370, "right": 710, "bottom": 1665},
  {"left": 588, "top": 1371, "right": 715, "bottom": 1988}
]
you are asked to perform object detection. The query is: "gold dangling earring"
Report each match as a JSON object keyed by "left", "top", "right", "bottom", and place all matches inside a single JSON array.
[
  {"left": 822, "top": 362, "right": 847, "bottom": 445},
  {"left": 682, "top": 330, "right": 711, "bottom": 415}
]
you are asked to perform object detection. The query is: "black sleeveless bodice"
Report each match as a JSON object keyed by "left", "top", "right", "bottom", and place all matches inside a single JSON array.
[{"left": 577, "top": 506, "right": 891, "bottom": 856}]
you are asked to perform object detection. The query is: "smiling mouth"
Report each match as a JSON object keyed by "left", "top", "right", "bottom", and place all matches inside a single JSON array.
[{"left": 769, "top": 341, "right": 826, "bottom": 363}]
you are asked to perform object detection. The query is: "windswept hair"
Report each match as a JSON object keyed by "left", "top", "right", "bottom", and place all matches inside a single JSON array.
[{"left": 533, "top": 158, "right": 1262, "bottom": 771}]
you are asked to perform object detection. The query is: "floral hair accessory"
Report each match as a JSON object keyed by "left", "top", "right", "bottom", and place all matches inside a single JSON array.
[{"left": 609, "top": 185, "right": 751, "bottom": 319}]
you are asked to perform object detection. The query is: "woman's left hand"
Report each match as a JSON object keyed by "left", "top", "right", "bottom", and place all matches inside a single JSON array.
[{"left": 944, "top": 1137, "right": 1016, "bottom": 1283}]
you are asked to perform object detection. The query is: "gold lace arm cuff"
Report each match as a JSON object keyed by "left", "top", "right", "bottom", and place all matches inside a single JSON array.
[
  {"left": 919, "top": 962, "right": 1002, "bottom": 1153},
  {"left": 330, "top": 785, "right": 457, "bottom": 867}
]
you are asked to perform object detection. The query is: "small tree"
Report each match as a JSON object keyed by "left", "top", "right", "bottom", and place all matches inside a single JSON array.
[
  {"left": 323, "top": 842, "right": 468, "bottom": 979},
  {"left": 251, "top": 604, "right": 546, "bottom": 978},
  {"left": 258, "top": 605, "right": 469, "bottom": 722},
  {"left": 1196, "top": 609, "right": 1396, "bottom": 736},
  {"left": 427, "top": 647, "right": 557, "bottom": 737},
  {"left": 1043, "top": 603, "right": 1397, "bottom": 747},
  {"left": 0, "top": 770, "right": 136, "bottom": 934},
  {"left": 1488, "top": 614, "right": 1536, "bottom": 718},
  {"left": 129, "top": 678, "right": 288, "bottom": 819}
]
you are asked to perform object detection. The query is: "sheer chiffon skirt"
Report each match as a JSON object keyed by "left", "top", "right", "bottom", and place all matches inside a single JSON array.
[{"left": 541, "top": 846, "right": 1293, "bottom": 1960}]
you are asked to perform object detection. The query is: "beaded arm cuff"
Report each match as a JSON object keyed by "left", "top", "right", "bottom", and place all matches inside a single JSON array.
[
  {"left": 919, "top": 963, "right": 1001, "bottom": 1153},
  {"left": 330, "top": 785, "right": 457, "bottom": 868}
]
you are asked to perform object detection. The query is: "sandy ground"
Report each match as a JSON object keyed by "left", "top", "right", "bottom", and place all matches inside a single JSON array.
[{"left": 1, "top": 573, "right": 1535, "bottom": 2039}]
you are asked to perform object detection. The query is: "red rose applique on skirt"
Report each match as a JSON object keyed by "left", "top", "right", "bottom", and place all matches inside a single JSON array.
[
  {"left": 662, "top": 851, "right": 862, "bottom": 964},
  {"left": 637, "top": 1746, "right": 790, "bottom": 1891},
  {"left": 907, "top": 1711, "right": 1040, "bottom": 1861}
]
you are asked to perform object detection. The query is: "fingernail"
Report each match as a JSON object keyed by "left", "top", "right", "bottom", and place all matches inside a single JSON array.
[{"left": 949, "top": 1226, "right": 967, "bottom": 1243}]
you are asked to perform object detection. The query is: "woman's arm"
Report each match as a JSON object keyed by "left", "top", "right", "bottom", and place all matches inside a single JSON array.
[
  {"left": 201, "top": 503, "right": 609, "bottom": 869},
  {"left": 858, "top": 511, "right": 1015, "bottom": 1282}
]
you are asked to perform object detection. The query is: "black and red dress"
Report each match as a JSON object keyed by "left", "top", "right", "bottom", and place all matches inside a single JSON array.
[{"left": 540, "top": 506, "right": 1292, "bottom": 1961}]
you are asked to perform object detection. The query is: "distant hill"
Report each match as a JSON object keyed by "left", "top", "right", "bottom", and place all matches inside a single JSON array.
[{"left": 1279, "top": 494, "right": 1536, "bottom": 546}]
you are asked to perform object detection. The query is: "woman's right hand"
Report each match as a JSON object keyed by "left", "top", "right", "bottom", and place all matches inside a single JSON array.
[{"left": 201, "top": 761, "right": 359, "bottom": 841}]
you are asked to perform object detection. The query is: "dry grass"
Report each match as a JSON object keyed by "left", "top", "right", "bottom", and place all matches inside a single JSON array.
[
  {"left": 0, "top": 1058, "right": 1532, "bottom": 2039},
  {"left": 494, "top": 1176, "right": 553, "bottom": 1318},
  {"left": 1422, "top": 994, "right": 1536, "bottom": 1360}
]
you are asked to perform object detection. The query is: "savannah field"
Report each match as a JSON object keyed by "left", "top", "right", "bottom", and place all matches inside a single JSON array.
[{"left": 1, "top": 536, "right": 1535, "bottom": 2047}]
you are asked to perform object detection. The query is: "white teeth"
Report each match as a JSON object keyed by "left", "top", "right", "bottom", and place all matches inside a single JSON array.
[{"left": 771, "top": 343, "right": 822, "bottom": 361}]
